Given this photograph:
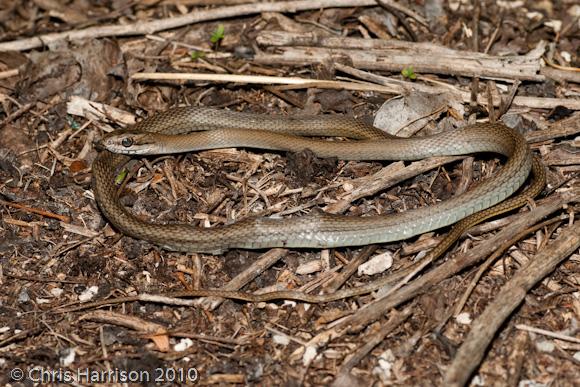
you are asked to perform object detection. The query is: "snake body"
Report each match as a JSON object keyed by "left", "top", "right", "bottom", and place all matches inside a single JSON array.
[{"left": 93, "top": 107, "right": 534, "bottom": 254}]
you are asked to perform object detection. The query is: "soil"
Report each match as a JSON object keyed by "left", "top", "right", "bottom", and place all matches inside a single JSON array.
[{"left": 0, "top": 1, "right": 579, "bottom": 385}]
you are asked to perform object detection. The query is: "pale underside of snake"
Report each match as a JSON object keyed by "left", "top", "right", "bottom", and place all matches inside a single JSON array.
[{"left": 93, "top": 107, "right": 543, "bottom": 258}]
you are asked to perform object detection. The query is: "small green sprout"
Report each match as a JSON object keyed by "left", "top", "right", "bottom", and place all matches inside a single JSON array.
[
  {"left": 210, "top": 24, "right": 225, "bottom": 44},
  {"left": 401, "top": 66, "right": 417, "bottom": 80},
  {"left": 67, "top": 115, "right": 80, "bottom": 130},
  {"left": 190, "top": 50, "right": 205, "bottom": 60}
]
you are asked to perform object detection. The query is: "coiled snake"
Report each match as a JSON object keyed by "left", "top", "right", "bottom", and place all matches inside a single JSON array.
[{"left": 93, "top": 107, "right": 544, "bottom": 260}]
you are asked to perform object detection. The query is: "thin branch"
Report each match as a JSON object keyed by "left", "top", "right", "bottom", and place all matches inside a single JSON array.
[
  {"left": 444, "top": 221, "right": 580, "bottom": 386},
  {"left": 131, "top": 71, "right": 580, "bottom": 110},
  {"left": 0, "top": 0, "right": 377, "bottom": 51}
]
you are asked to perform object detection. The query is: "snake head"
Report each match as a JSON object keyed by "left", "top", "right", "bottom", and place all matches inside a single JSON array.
[{"left": 98, "top": 131, "right": 157, "bottom": 155}]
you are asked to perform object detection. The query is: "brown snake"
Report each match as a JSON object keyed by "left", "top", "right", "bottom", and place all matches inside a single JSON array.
[{"left": 91, "top": 107, "right": 545, "bottom": 302}]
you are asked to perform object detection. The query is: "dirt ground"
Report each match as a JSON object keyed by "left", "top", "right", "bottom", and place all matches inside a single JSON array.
[{"left": 0, "top": 0, "right": 579, "bottom": 386}]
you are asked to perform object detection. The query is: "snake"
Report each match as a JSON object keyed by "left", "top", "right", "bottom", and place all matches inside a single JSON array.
[{"left": 93, "top": 106, "right": 542, "bottom": 257}]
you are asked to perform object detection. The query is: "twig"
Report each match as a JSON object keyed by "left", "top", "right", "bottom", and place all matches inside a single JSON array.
[
  {"left": 486, "top": 81, "right": 496, "bottom": 122},
  {"left": 160, "top": 0, "right": 255, "bottom": 5},
  {"left": 483, "top": 22, "right": 501, "bottom": 54},
  {"left": 452, "top": 215, "right": 566, "bottom": 317},
  {"left": 525, "top": 112, "right": 580, "bottom": 143},
  {"left": 0, "top": 199, "right": 71, "bottom": 223},
  {"left": 80, "top": 310, "right": 167, "bottom": 334},
  {"left": 256, "top": 31, "right": 545, "bottom": 81},
  {"left": 131, "top": 71, "right": 580, "bottom": 110},
  {"left": 0, "top": 68, "right": 19, "bottom": 79},
  {"left": 377, "top": 0, "right": 417, "bottom": 41},
  {"left": 0, "top": 327, "right": 44, "bottom": 348},
  {"left": 193, "top": 248, "right": 288, "bottom": 310},
  {"left": 299, "top": 189, "right": 579, "bottom": 353},
  {"left": 325, "top": 156, "right": 463, "bottom": 214},
  {"left": 444, "top": 220, "right": 580, "bottom": 386},
  {"left": 375, "top": 0, "right": 428, "bottom": 27},
  {"left": 4, "top": 273, "right": 86, "bottom": 284},
  {"left": 506, "top": 330, "right": 529, "bottom": 387},
  {"left": 515, "top": 324, "right": 580, "bottom": 345},
  {"left": 332, "top": 306, "right": 413, "bottom": 385},
  {"left": 0, "top": 102, "right": 34, "bottom": 128},
  {"left": 468, "top": 8, "right": 480, "bottom": 122},
  {"left": 499, "top": 79, "right": 521, "bottom": 117},
  {"left": 132, "top": 71, "right": 378, "bottom": 86},
  {"left": 0, "top": 0, "right": 377, "bottom": 51},
  {"left": 322, "top": 245, "right": 378, "bottom": 293}
]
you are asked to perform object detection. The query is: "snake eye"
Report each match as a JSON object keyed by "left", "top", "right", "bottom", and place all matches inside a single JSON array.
[{"left": 121, "top": 137, "right": 134, "bottom": 148}]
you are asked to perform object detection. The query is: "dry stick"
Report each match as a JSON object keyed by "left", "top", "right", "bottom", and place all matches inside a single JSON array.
[
  {"left": 539, "top": 67, "right": 580, "bottom": 84},
  {"left": 483, "top": 22, "right": 501, "bottom": 54},
  {"left": 325, "top": 156, "right": 463, "bottom": 214},
  {"left": 195, "top": 248, "right": 289, "bottom": 311},
  {"left": 263, "top": 85, "right": 305, "bottom": 109},
  {"left": 131, "top": 72, "right": 391, "bottom": 87},
  {"left": 322, "top": 245, "right": 378, "bottom": 293},
  {"left": 257, "top": 30, "right": 517, "bottom": 58},
  {"left": 161, "top": 0, "right": 254, "bottom": 5},
  {"left": 515, "top": 324, "right": 580, "bottom": 345},
  {"left": 60, "top": 190, "right": 573, "bottom": 313},
  {"left": 524, "top": 112, "right": 580, "bottom": 143},
  {"left": 0, "top": 0, "right": 377, "bottom": 51},
  {"left": 58, "top": 293, "right": 211, "bottom": 313},
  {"left": 375, "top": 0, "right": 428, "bottom": 27},
  {"left": 0, "top": 102, "right": 34, "bottom": 128},
  {"left": 315, "top": 190, "right": 578, "bottom": 340},
  {"left": 0, "top": 68, "right": 19, "bottom": 79},
  {"left": 60, "top": 250, "right": 288, "bottom": 312},
  {"left": 456, "top": 157, "right": 474, "bottom": 197},
  {"left": 377, "top": 0, "right": 417, "bottom": 41},
  {"left": 59, "top": 256, "right": 422, "bottom": 313},
  {"left": 443, "top": 220, "right": 580, "bottom": 386},
  {"left": 499, "top": 80, "right": 522, "bottom": 118},
  {"left": 334, "top": 63, "right": 579, "bottom": 112},
  {"left": 332, "top": 306, "right": 413, "bottom": 385},
  {"left": 132, "top": 72, "right": 403, "bottom": 94},
  {"left": 255, "top": 46, "right": 544, "bottom": 82},
  {"left": 81, "top": 310, "right": 167, "bottom": 335},
  {"left": 506, "top": 330, "right": 529, "bottom": 387},
  {"left": 0, "top": 326, "right": 44, "bottom": 348},
  {"left": 131, "top": 71, "right": 580, "bottom": 110},
  {"left": 170, "top": 331, "right": 248, "bottom": 347},
  {"left": 468, "top": 0, "right": 480, "bottom": 124},
  {"left": 4, "top": 273, "right": 86, "bottom": 284},
  {"left": 0, "top": 199, "right": 71, "bottom": 223},
  {"left": 259, "top": 29, "right": 580, "bottom": 82},
  {"left": 486, "top": 81, "right": 496, "bottom": 123},
  {"left": 255, "top": 31, "right": 544, "bottom": 81},
  {"left": 452, "top": 215, "right": 566, "bottom": 317}
]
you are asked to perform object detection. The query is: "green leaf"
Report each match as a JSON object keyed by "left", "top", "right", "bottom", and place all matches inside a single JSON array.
[
  {"left": 190, "top": 50, "right": 205, "bottom": 60},
  {"left": 210, "top": 24, "right": 225, "bottom": 44},
  {"left": 67, "top": 115, "right": 80, "bottom": 129},
  {"left": 401, "top": 66, "right": 417, "bottom": 80}
]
